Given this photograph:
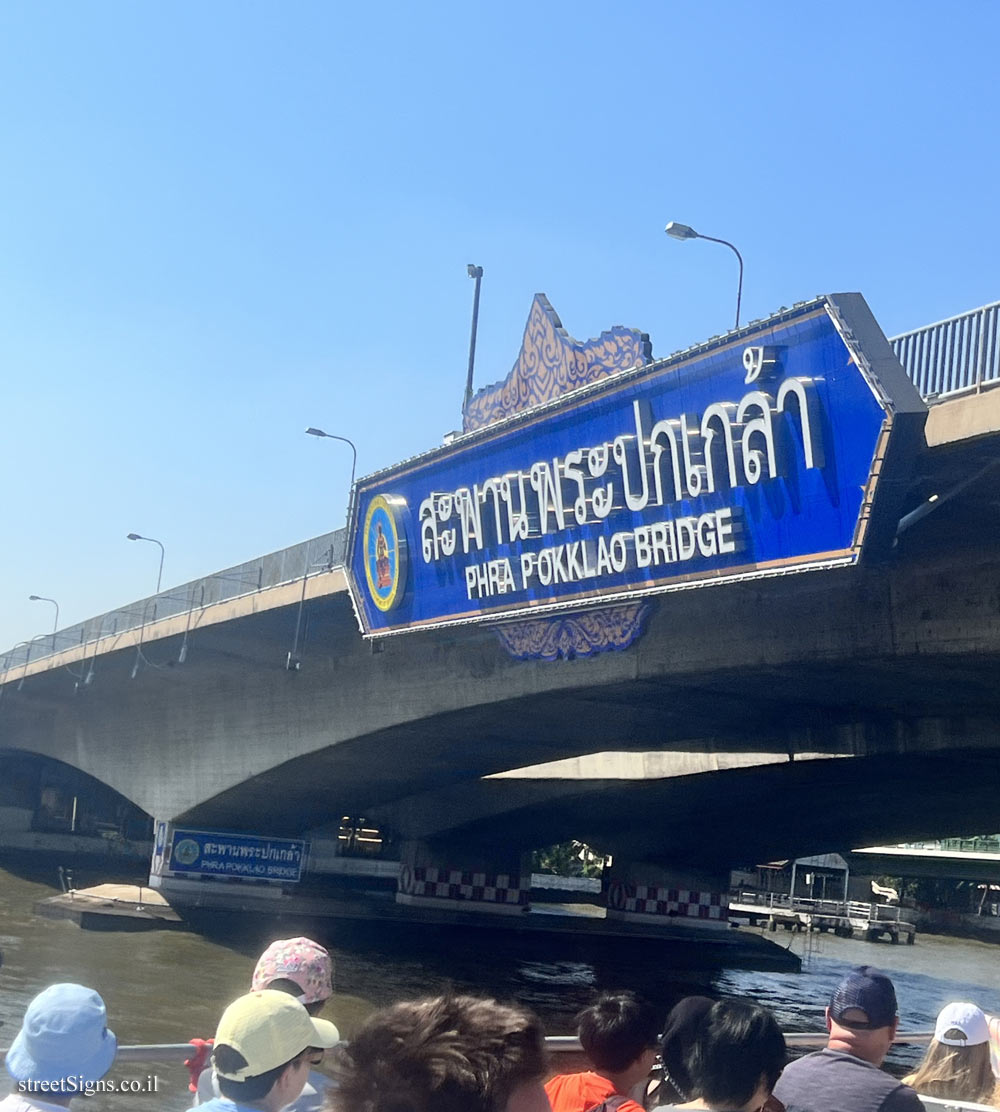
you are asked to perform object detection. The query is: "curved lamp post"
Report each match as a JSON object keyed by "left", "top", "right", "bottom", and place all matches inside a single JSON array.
[
  {"left": 28, "top": 595, "right": 60, "bottom": 652},
  {"left": 305, "top": 428, "right": 358, "bottom": 504},
  {"left": 665, "top": 221, "right": 744, "bottom": 330},
  {"left": 126, "top": 533, "right": 165, "bottom": 594},
  {"left": 464, "top": 264, "right": 484, "bottom": 413},
  {"left": 298, "top": 428, "right": 360, "bottom": 672}
]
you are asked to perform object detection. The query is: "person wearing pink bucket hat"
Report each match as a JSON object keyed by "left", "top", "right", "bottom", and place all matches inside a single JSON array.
[
  {"left": 251, "top": 938, "right": 334, "bottom": 1011},
  {"left": 193, "top": 938, "right": 337, "bottom": 1112}
]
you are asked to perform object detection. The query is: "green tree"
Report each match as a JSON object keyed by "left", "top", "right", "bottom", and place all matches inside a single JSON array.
[{"left": 531, "top": 840, "right": 608, "bottom": 878}]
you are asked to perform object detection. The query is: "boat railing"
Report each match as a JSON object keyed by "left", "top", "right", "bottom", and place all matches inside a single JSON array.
[
  {"left": 918, "top": 1099, "right": 997, "bottom": 1112},
  {"left": 552, "top": 1032, "right": 935, "bottom": 1051},
  {"left": 4, "top": 1030, "right": 933, "bottom": 1064}
]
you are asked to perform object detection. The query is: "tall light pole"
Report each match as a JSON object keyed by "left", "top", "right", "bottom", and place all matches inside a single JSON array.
[
  {"left": 28, "top": 595, "right": 60, "bottom": 652},
  {"left": 463, "top": 264, "right": 484, "bottom": 413},
  {"left": 665, "top": 221, "right": 744, "bottom": 330},
  {"left": 305, "top": 428, "right": 357, "bottom": 509},
  {"left": 126, "top": 533, "right": 165, "bottom": 594}
]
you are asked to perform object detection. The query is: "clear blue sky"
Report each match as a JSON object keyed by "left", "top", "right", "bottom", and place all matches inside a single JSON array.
[{"left": 3, "top": 1, "right": 998, "bottom": 650}]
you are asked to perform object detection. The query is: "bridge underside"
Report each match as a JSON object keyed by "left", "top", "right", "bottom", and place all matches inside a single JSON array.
[
  {"left": 849, "top": 847, "right": 1000, "bottom": 883},
  {"left": 167, "top": 653, "right": 1000, "bottom": 847},
  {"left": 433, "top": 748, "right": 1000, "bottom": 870}
]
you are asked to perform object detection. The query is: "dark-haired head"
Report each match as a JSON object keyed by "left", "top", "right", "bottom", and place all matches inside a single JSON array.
[
  {"left": 262, "top": 977, "right": 328, "bottom": 1018},
  {"left": 577, "top": 991, "right": 660, "bottom": 1075},
  {"left": 659, "top": 996, "right": 713, "bottom": 1100},
  {"left": 688, "top": 1000, "right": 786, "bottom": 1112},
  {"left": 214, "top": 1044, "right": 314, "bottom": 1104}
]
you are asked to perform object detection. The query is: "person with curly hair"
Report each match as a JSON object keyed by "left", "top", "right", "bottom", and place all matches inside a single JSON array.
[{"left": 328, "top": 994, "right": 550, "bottom": 1112}]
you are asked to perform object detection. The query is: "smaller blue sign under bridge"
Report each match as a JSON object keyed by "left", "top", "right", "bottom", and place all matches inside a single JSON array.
[{"left": 166, "top": 828, "right": 307, "bottom": 883}]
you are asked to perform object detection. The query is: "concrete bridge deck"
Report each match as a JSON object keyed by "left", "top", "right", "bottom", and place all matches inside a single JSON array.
[{"left": 851, "top": 844, "right": 1000, "bottom": 882}]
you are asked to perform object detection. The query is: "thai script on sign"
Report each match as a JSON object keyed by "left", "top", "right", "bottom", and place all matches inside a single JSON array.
[
  {"left": 169, "top": 829, "right": 307, "bottom": 883},
  {"left": 201, "top": 841, "right": 302, "bottom": 862},
  {"left": 419, "top": 366, "right": 822, "bottom": 575}
]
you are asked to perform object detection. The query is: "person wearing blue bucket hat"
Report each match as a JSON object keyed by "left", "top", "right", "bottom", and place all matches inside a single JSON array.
[{"left": 2, "top": 984, "right": 116, "bottom": 1110}]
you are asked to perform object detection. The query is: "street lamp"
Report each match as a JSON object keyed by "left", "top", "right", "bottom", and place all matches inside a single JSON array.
[
  {"left": 665, "top": 221, "right": 744, "bottom": 330},
  {"left": 126, "top": 533, "right": 165, "bottom": 594},
  {"left": 463, "top": 264, "right": 484, "bottom": 414},
  {"left": 28, "top": 595, "right": 60, "bottom": 652},
  {"left": 305, "top": 429, "right": 358, "bottom": 495}
]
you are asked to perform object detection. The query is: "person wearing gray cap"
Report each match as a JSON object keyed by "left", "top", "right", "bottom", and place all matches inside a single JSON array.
[{"left": 772, "top": 966, "right": 922, "bottom": 1112}]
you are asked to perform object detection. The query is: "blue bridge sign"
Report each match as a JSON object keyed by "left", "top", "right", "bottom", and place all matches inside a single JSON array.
[
  {"left": 347, "top": 294, "right": 925, "bottom": 637},
  {"left": 165, "top": 828, "right": 306, "bottom": 882}
]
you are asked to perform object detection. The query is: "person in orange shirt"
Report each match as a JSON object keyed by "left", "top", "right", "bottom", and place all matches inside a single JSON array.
[{"left": 545, "top": 992, "right": 660, "bottom": 1112}]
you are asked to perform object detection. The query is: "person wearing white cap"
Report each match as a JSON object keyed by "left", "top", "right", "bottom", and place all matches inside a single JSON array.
[
  {"left": 194, "top": 937, "right": 338, "bottom": 1112},
  {"left": 189, "top": 990, "right": 339, "bottom": 1112},
  {"left": 2, "top": 984, "right": 117, "bottom": 1112},
  {"left": 901, "top": 1002, "right": 995, "bottom": 1104}
]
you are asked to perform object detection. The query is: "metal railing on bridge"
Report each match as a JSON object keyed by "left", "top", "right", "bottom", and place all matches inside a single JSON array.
[
  {"left": 891, "top": 299, "right": 1000, "bottom": 399},
  {"left": 0, "top": 529, "right": 347, "bottom": 680}
]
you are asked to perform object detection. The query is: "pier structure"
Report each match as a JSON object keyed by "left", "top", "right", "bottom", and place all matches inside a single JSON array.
[{"left": 728, "top": 891, "right": 916, "bottom": 944}]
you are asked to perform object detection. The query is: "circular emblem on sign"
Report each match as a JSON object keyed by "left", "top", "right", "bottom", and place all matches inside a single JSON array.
[
  {"left": 174, "top": 838, "right": 200, "bottom": 866},
  {"left": 607, "top": 881, "right": 626, "bottom": 911},
  {"left": 363, "top": 494, "right": 407, "bottom": 612}
]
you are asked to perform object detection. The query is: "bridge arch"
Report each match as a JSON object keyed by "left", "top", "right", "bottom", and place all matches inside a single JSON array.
[{"left": 0, "top": 748, "right": 151, "bottom": 846}]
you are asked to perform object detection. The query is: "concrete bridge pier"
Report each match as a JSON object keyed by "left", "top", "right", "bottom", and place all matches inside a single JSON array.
[
  {"left": 603, "top": 859, "right": 730, "bottom": 930},
  {"left": 395, "top": 839, "right": 532, "bottom": 916}
]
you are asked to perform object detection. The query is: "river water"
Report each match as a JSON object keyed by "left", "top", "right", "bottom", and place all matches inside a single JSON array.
[{"left": 3, "top": 859, "right": 1000, "bottom": 1111}]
